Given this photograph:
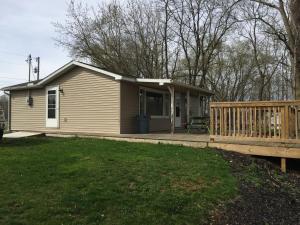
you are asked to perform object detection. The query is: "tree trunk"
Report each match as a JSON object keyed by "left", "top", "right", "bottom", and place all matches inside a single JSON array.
[
  {"left": 295, "top": 39, "right": 300, "bottom": 99},
  {"left": 290, "top": 0, "right": 300, "bottom": 99}
]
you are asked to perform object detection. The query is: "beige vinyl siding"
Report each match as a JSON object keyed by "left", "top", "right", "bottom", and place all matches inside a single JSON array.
[
  {"left": 50, "top": 67, "right": 120, "bottom": 134},
  {"left": 10, "top": 67, "right": 121, "bottom": 134},
  {"left": 120, "top": 81, "right": 139, "bottom": 133},
  {"left": 10, "top": 89, "right": 45, "bottom": 131}
]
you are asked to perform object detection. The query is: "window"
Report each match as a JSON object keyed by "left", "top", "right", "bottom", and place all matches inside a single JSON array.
[
  {"left": 47, "top": 90, "right": 56, "bottom": 119},
  {"left": 139, "top": 88, "right": 170, "bottom": 117},
  {"left": 146, "top": 92, "right": 163, "bottom": 116}
]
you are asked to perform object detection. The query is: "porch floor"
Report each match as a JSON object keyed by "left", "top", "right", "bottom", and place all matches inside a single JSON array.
[
  {"left": 44, "top": 130, "right": 300, "bottom": 159},
  {"left": 5, "top": 129, "right": 300, "bottom": 159}
]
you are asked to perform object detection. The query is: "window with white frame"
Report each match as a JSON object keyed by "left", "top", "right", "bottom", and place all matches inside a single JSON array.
[
  {"left": 139, "top": 88, "right": 170, "bottom": 117},
  {"left": 47, "top": 90, "right": 57, "bottom": 119}
]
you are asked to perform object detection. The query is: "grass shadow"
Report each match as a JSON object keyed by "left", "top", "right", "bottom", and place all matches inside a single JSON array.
[{"left": 1, "top": 136, "right": 53, "bottom": 148}]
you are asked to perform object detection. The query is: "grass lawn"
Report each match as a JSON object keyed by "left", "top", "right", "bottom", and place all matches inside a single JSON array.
[{"left": 0, "top": 137, "right": 237, "bottom": 225}]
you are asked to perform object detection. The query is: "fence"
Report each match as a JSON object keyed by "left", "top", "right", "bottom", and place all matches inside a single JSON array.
[{"left": 210, "top": 101, "right": 300, "bottom": 141}]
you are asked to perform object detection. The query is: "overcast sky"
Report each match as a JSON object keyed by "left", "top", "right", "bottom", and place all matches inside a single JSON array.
[{"left": 0, "top": 0, "right": 101, "bottom": 93}]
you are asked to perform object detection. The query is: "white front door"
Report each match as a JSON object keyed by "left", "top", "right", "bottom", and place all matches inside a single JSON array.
[
  {"left": 175, "top": 93, "right": 181, "bottom": 127},
  {"left": 46, "top": 86, "right": 59, "bottom": 128}
]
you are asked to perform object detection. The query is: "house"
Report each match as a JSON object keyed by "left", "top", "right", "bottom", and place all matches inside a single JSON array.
[{"left": 1, "top": 61, "right": 213, "bottom": 135}]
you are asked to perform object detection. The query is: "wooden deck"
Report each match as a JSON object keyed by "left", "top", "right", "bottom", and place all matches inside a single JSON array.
[{"left": 209, "top": 100, "right": 300, "bottom": 172}]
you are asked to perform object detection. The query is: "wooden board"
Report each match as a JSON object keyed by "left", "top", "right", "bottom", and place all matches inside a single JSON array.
[{"left": 209, "top": 142, "right": 300, "bottom": 159}]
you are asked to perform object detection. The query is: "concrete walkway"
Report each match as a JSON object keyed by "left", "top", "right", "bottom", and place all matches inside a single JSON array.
[{"left": 3, "top": 132, "right": 43, "bottom": 138}]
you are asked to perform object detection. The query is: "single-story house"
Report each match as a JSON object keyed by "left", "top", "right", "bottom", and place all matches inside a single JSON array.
[{"left": 1, "top": 61, "right": 213, "bottom": 135}]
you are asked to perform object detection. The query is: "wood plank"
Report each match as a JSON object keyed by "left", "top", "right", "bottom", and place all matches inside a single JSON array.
[
  {"left": 273, "top": 107, "right": 277, "bottom": 138},
  {"left": 254, "top": 107, "right": 257, "bottom": 137},
  {"left": 281, "top": 158, "right": 286, "bottom": 173},
  {"left": 215, "top": 108, "right": 218, "bottom": 135},
  {"left": 263, "top": 108, "right": 266, "bottom": 138},
  {"left": 224, "top": 107, "right": 227, "bottom": 136},
  {"left": 245, "top": 108, "right": 248, "bottom": 136},
  {"left": 210, "top": 134, "right": 300, "bottom": 144},
  {"left": 296, "top": 106, "right": 298, "bottom": 139},
  {"left": 241, "top": 108, "right": 245, "bottom": 136},
  {"left": 285, "top": 105, "right": 289, "bottom": 139},
  {"left": 281, "top": 107, "right": 285, "bottom": 138},
  {"left": 233, "top": 108, "right": 236, "bottom": 136},
  {"left": 220, "top": 107, "right": 223, "bottom": 136},
  {"left": 237, "top": 107, "right": 240, "bottom": 135},
  {"left": 268, "top": 107, "right": 272, "bottom": 138},
  {"left": 229, "top": 108, "right": 231, "bottom": 136},
  {"left": 278, "top": 107, "right": 281, "bottom": 138},
  {"left": 208, "top": 142, "right": 300, "bottom": 159},
  {"left": 259, "top": 107, "right": 262, "bottom": 137},
  {"left": 210, "top": 107, "right": 214, "bottom": 135},
  {"left": 250, "top": 107, "right": 253, "bottom": 137}
]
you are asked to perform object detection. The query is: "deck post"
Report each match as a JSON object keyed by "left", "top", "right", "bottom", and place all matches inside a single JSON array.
[
  {"left": 168, "top": 86, "right": 175, "bottom": 134},
  {"left": 281, "top": 158, "right": 286, "bottom": 173},
  {"left": 187, "top": 90, "right": 190, "bottom": 124}
]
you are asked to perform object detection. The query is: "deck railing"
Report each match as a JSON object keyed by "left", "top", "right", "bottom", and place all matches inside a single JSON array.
[{"left": 210, "top": 100, "right": 300, "bottom": 142}]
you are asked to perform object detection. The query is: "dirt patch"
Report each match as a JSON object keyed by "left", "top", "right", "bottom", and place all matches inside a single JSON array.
[
  {"left": 209, "top": 150, "right": 300, "bottom": 225},
  {"left": 171, "top": 177, "right": 206, "bottom": 192}
]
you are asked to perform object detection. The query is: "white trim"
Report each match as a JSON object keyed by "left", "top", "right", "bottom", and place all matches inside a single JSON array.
[
  {"left": 136, "top": 78, "right": 172, "bottom": 83},
  {"left": 45, "top": 85, "right": 59, "bottom": 128}
]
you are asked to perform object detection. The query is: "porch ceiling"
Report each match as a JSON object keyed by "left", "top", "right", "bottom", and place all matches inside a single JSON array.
[{"left": 136, "top": 80, "right": 213, "bottom": 96}]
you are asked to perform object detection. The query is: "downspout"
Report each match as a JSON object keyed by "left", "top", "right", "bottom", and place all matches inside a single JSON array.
[{"left": 4, "top": 91, "right": 11, "bottom": 132}]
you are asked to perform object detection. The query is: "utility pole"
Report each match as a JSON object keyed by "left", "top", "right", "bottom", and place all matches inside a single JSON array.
[
  {"left": 26, "top": 54, "right": 32, "bottom": 82},
  {"left": 35, "top": 57, "right": 40, "bottom": 80}
]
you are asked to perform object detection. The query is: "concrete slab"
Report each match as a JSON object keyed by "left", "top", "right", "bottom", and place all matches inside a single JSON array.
[{"left": 3, "top": 132, "right": 44, "bottom": 138}]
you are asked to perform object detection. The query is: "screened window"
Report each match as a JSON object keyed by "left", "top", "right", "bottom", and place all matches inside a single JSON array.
[
  {"left": 146, "top": 92, "right": 163, "bottom": 116},
  {"left": 139, "top": 89, "right": 170, "bottom": 117},
  {"left": 47, "top": 90, "right": 56, "bottom": 119}
]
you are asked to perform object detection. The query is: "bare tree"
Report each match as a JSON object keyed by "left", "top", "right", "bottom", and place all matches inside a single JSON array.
[
  {"left": 54, "top": 0, "right": 168, "bottom": 78},
  {"left": 207, "top": 41, "right": 255, "bottom": 101},
  {"left": 250, "top": 0, "right": 300, "bottom": 98},
  {"left": 54, "top": 0, "right": 294, "bottom": 101},
  {"left": 164, "top": 0, "right": 241, "bottom": 86}
]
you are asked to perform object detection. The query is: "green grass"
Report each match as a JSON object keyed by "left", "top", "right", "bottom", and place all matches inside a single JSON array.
[{"left": 0, "top": 137, "right": 237, "bottom": 225}]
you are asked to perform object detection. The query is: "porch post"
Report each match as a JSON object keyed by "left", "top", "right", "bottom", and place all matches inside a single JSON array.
[
  {"left": 198, "top": 93, "right": 201, "bottom": 116},
  {"left": 168, "top": 86, "right": 175, "bottom": 134},
  {"left": 187, "top": 90, "right": 190, "bottom": 124}
]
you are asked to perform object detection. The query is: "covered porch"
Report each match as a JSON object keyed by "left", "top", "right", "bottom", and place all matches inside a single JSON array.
[{"left": 136, "top": 79, "right": 213, "bottom": 134}]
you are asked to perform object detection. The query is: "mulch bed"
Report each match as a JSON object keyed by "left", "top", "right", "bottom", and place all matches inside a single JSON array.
[{"left": 209, "top": 150, "right": 300, "bottom": 225}]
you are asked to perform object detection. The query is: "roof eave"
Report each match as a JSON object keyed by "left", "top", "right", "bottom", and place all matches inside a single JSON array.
[
  {"left": 135, "top": 79, "right": 213, "bottom": 95},
  {"left": 1, "top": 84, "right": 43, "bottom": 91}
]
